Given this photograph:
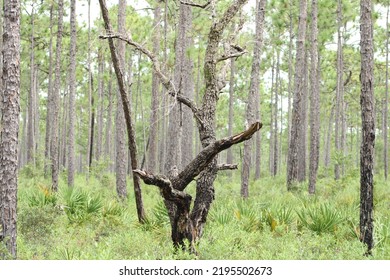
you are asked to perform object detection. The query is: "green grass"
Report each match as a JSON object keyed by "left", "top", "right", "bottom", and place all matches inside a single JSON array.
[{"left": 14, "top": 169, "right": 390, "bottom": 260}]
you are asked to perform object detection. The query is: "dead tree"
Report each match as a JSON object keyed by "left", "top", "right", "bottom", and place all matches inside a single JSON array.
[{"left": 99, "top": 0, "right": 255, "bottom": 253}]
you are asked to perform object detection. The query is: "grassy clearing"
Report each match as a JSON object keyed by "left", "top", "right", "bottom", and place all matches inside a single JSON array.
[{"left": 15, "top": 168, "right": 390, "bottom": 260}]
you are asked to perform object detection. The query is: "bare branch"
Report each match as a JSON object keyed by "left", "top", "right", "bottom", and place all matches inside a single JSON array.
[
  {"left": 180, "top": 0, "right": 211, "bottom": 8},
  {"left": 99, "top": 33, "right": 203, "bottom": 125},
  {"left": 133, "top": 169, "right": 191, "bottom": 207},
  {"left": 217, "top": 50, "right": 247, "bottom": 63},
  {"left": 217, "top": 163, "right": 238, "bottom": 170},
  {"left": 174, "top": 121, "right": 262, "bottom": 190},
  {"left": 134, "top": 122, "right": 262, "bottom": 192}
]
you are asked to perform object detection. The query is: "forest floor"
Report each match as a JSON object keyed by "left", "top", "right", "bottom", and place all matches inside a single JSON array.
[{"left": 9, "top": 165, "right": 390, "bottom": 260}]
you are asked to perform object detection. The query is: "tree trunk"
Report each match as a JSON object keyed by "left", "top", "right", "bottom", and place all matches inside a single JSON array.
[
  {"left": 89, "top": 77, "right": 95, "bottom": 170},
  {"left": 287, "top": 0, "right": 307, "bottom": 189},
  {"left": 298, "top": 49, "right": 309, "bottom": 182},
  {"left": 359, "top": 0, "right": 375, "bottom": 255},
  {"left": 67, "top": 0, "right": 77, "bottom": 187},
  {"left": 96, "top": 48, "right": 104, "bottom": 162},
  {"left": 50, "top": 0, "right": 64, "bottom": 192},
  {"left": 27, "top": 6, "right": 35, "bottom": 165},
  {"left": 335, "top": 0, "right": 344, "bottom": 180},
  {"left": 114, "top": 0, "right": 128, "bottom": 199},
  {"left": 308, "top": 0, "right": 320, "bottom": 194},
  {"left": 190, "top": 0, "right": 250, "bottom": 239},
  {"left": 105, "top": 66, "right": 113, "bottom": 159},
  {"left": 180, "top": 5, "right": 195, "bottom": 169},
  {"left": 44, "top": 3, "right": 54, "bottom": 178},
  {"left": 0, "top": 0, "right": 21, "bottom": 259},
  {"left": 269, "top": 60, "right": 275, "bottom": 175},
  {"left": 287, "top": 0, "right": 294, "bottom": 153},
  {"left": 158, "top": 0, "right": 169, "bottom": 173},
  {"left": 384, "top": 5, "right": 389, "bottom": 180},
  {"left": 226, "top": 57, "right": 235, "bottom": 166},
  {"left": 99, "top": 0, "right": 146, "bottom": 222},
  {"left": 273, "top": 50, "right": 280, "bottom": 177},
  {"left": 147, "top": 2, "right": 161, "bottom": 173},
  {"left": 241, "top": 0, "right": 266, "bottom": 197}
]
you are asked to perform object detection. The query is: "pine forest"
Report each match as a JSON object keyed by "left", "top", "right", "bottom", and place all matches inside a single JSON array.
[{"left": 0, "top": 0, "right": 389, "bottom": 260}]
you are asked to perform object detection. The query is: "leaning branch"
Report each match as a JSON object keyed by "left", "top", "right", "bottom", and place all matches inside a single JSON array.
[{"left": 99, "top": 33, "right": 202, "bottom": 125}]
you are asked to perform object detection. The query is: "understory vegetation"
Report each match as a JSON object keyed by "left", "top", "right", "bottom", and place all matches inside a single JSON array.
[{"left": 16, "top": 165, "right": 390, "bottom": 260}]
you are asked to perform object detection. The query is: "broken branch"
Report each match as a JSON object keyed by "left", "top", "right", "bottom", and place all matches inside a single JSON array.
[
  {"left": 180, "top": 0, "right": 211, "bottom": 8},
  {"left": 217, "top": 163, "right": 238, "bottom": 170}
]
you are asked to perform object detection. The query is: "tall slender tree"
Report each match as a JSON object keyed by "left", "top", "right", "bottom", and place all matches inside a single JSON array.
[
  {"left": 309, "top": 0, "right": 320, "bottom": 194},
  {"left": 67, "top": 0, "right": 77, "bottom": 187},
  {"left": 27, "top": 3, "right": 35, "bottom": 165},
  {"left": 147, "top": 1, "right": 161, "bottom": 173},
  {"left": 99, "top": 0, "right": 146, "bottom": 222},
  {"left": 44, "top": 3, "right": 54, "bottom": 178},
  {"left": 0, "top": 0, "right": 21, "bottom": 259},
  {"left": 335, "top": 0, "right": 344, "bottom": 180},
  {"left": 384, "top": 4, "right": 389, "bottom": 180},
  {"left": 287, "top": 0, "right": 307, "bottom": 189},
  {"left": 241, "top": 0, "right": 266, "bottom": 197},
  {"left": 50, "top": 0, "right": 64, "bottom": 192},
  {"left": 115, "top": 0, "right": 128, "bottom": 199},
  {"left": 359, "top": 0, "right": 375, "bottom": 255}
]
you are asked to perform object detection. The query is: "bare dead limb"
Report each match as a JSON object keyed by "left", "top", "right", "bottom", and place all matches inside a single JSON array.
[
  {"left": 217, "top": 50, "right": 247, "bottom": 63},
  {"left": 217, "top": 163, "right": 238, "bottom": 170},
  {"left": 180, "top": 0, "right": 211, "bottom": 8},
  {"left": 173, "top": 122, "right": 262, "bottom": 191},
  {"left": 99, "top": 33, "right": 203, "bottom": 126}
]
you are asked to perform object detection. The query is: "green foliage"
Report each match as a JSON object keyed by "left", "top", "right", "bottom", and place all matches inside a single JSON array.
[
  {"left": 27, "top": 184, "right": 57, "bottom": 207},
  {"left": 61, "top": 187, "right": 103, "bottom": 223},
  {"left": 297, "top": 203, "right": 344, "bottom": 235}
]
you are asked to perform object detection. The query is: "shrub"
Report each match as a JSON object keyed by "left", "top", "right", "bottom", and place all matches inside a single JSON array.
[
  {"left": 27, "top": 184, "right": 57, "bottom": 207},
  {"left": 297, "top": 203, "right": 344, "bottom": 235}
]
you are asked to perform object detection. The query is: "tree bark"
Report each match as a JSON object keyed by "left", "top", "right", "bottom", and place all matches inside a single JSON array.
[
  {"left": 273, "top": 50, "right": 280, "bottom": 177},
  {"left": 0, "top": 0, "right": 21, "bottom": 259},
  {"left": 115, "top": 0, "right": 128, "bottom": 199},
  {"left": 44, "top": 3, "right": 54, "bottom": 178},
  {"left": 179, "top": 4, "right": 195, "bottom": 169},
  {"left": 147, "top": 2, "right": 161, "bottom": 173},
  {"left": 105, "top": 66, "right": 113, "bottom": 160},
  {"left": 96, "top": 47, "right": 104, "bottom": 162},
  {"left": 359, "top": 0, "right": 375, "bottom": 255},
  {"left": 384, "top": 5, "right": 389, "bottom": 180},
  {"left": 27, "top": 6, "right": 35, "bottom": 165},
  {"left": 335, "top": 0, "right": 344, "bottom": 180},
  {"left": 99, "top": 0, "right": 146, "bottom": 222},
  {"left": 226, "top": 57, "right": 235, "bottom": 166},
  {"left": 298, "top": 49, "right": 309, "bottom": 182},
  {"left": 241, "top": 0, "right": 266, "bottom": 197},
  {"left": 50, "top": 0, "right": 64, "bottom": 192},
  {"left": 308, "top": 0, "right": 320, "bottom": 194},
  {"left": 287, "top": 0, "right": 307, "bottom": 189},
  {"left": 67, "top": 0, "right": 77, "bottom": 187}
]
